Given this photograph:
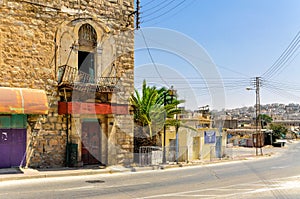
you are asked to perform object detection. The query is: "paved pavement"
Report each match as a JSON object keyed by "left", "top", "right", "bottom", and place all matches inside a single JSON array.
[{"left": 0, "top": 140, "right": 297, "bottom": 182}]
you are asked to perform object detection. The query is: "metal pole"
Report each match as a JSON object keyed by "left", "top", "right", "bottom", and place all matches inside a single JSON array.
[
  {"left": 170, "top": 94, "right": 178, "bottom": 164},
  {"left": 162, "top": 92, "right": 167, "bottom": 164},
  {"left": 255, "top": 77, "right": 259, "bottom": 156},
  {"left": 175, "top": 114, "right": 179, "bottom": 164},
  {"left": 270, "top": 132, "right": 273, "bottom": 145},
  {"left": 64, "top": 88, "right": 69, "bottom": 166}
]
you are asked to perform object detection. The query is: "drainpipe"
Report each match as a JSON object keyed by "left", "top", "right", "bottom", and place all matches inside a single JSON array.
[
  {"left": 66, "top": 109, "right": 69, "bottom": 166},
  {"left": 64, "top": 88, "right": 69, "bottom": 167}
]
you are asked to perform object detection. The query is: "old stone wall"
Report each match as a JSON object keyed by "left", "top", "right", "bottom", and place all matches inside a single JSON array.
[{"left": 0, "top": 0, "right": 134, "bottom": 168}]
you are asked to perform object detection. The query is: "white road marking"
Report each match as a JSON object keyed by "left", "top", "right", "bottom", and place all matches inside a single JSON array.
[
  {"left": 135, "top": 176, "right": 300, "bottom": 198},
  {"left": 58, "top": 185, "right": 95, "bottom": 191},
  {"left": 104, "top": 181, "right": 151, "bottom": 188},
  {"left": 270, "top": 166, "right": 289, "bottom": 169}
]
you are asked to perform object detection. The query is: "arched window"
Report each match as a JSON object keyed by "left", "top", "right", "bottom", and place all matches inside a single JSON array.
[
  {"left": 78, "top": 24, "right": 97, "bottom": 47},
  {"left": 78, "top": 24, "right": 97, "bottom": 82}
]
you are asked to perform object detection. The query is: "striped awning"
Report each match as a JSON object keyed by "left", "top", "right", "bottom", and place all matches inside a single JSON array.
[{"left": 0, "top": 87, "right": 48, "bottom": 114}]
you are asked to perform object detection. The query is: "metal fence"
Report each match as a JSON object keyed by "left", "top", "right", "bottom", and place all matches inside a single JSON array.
[
  {"left": 139, "top": 146, "right": 162, "bottom": 166},
  {"left": 139, "top": 144, "right": 288, "bottom": 165},
  {"left": 139, "top": 146, "right": 188, "bottom": 166}
]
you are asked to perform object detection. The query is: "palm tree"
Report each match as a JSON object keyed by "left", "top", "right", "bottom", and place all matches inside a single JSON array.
[
  {"left": 130, "top": 80, "right": 184, "bottom": 160},
  {"left": 130, "top": 80, "right": 182, "bottom": 137},
  {"left": 258, "top": 114, "right": 273, "bottom": 129}
]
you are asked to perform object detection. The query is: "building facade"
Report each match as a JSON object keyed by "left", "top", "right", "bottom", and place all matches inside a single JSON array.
[
  {"left": 164, "top": 110, "right": 226, "bottom": 162},
  {"left": 0, "top": 0, "right": 134, "bottom": 168}
]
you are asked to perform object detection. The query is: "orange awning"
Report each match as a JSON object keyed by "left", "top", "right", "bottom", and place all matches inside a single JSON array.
[{"left": 0, "top": 87, "right": 48, "bottom": 114}]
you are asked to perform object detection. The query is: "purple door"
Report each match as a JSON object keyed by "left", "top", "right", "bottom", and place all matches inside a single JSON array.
[{"left": 0, "top": 129, "right": 26, "bottom": 168}]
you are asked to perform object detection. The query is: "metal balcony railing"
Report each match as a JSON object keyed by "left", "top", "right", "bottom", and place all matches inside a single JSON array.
[{"left": 58, "top": 65, "right": 119, "bottom": 92}]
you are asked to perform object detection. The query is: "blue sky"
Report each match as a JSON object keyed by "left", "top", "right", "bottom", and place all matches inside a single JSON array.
[{"left": 134, "top": 0, "right": 300, "bottom": 110}]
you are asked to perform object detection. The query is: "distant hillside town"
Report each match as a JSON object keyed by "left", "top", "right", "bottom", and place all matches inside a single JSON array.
[{"left": 225, "top": 103, "right": 300, "bottom": 121}]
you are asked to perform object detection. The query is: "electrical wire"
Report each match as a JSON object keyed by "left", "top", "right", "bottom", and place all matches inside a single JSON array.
[
  {"left": 142, "top": 0, "right": 177, "bottom": 17},
  {"left": 263, "top": 82, "right": 300, "bottom": 98},
  {"left": 264, "top": 87, "right": 300, "bottom": 101},
  {"left": 143, "top": 0, "right": 197, "bottom": 27},
  {"left": 135, "top": 31, "right": 251, "bottom": 78},
  {"left": 262, "top": 30, "right": 300, "bottom": 80},
  {"left": 263, "top": 79, "right": 300, "bottom": 92},
  {"left": 265, "top": 42, "right": 300, "bottom": 80},
  {"left": 140, "top": 0, "right": 157, "bottom": 8},
  {"left": 139, "top": 29, "right": 170, "bottom": 87},
  {"left": 269, "top": 48, "right": 300, "bottom": 79},
  {"left": 142, "top": 0, "right": 188, "bottom": 24}
]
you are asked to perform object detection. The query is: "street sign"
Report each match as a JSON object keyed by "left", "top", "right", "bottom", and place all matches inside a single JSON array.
[{"left": 204, "top": 131, "right": 216, "bottom": 144}]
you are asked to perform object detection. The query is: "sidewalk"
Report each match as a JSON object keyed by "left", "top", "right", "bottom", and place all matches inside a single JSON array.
[
  {"left": 0, "top": 164, "right": 141, "bottom": 182},
  {"left": 1, "top": 141, "right": 296, "bottom": 182}
]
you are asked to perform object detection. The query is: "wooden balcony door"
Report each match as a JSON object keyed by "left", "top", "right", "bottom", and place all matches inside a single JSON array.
[{"left": 78, "top": 51, "right": 95, "bottom": 82}]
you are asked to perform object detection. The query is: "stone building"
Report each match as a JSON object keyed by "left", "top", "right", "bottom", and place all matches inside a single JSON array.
[{"left": 0, "top": 0, "right": 135, "bottom": 168}]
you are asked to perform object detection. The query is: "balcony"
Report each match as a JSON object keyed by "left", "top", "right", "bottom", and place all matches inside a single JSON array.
[{"left": 58, "top": 65, "right": 119, "bottom": 93}]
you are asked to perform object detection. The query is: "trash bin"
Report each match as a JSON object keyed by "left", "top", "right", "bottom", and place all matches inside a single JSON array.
[{"left": 68, "top": 143, "right": 78, "bottom": 166}]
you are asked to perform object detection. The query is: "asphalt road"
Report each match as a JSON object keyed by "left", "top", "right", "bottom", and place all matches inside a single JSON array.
[{"left": 1, "top": 142, "right": 300, "bottom": 199}]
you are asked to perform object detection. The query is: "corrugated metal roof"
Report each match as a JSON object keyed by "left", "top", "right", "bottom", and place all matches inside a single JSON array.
[{"left": 0, "top": 87, "right": 48, "bottom": 114}]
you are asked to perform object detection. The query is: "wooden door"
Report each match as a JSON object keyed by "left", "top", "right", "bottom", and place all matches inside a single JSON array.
[
  {"left": 193, "top": 137, "right": 200, "bottom": 160},
  {"left": 81, "top": 121, "right": 101, "bottom": 165}
]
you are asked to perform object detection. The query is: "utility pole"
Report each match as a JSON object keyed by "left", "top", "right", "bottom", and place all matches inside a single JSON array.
[
  {"left": 136, "top": 0, "right": 141, "bottom": 29},
  {"left": 162, "top": 91, "right": 167, "bottom": 164},
  {"left": 254, "top": 77, "right": 263, "bottom": 156}
]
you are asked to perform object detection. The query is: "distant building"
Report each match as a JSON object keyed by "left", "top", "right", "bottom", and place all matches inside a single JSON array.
[
  {"left": 164, "top": 107, "right": 226, "bottom": 162},
  {"left": 223, "top": 119, "right": 238, "bottom": 129}
]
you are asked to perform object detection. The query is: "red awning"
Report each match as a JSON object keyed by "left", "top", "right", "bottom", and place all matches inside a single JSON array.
[
  {"left": 58, "top": 102, "right": 128, "bottom": 115},
  {"left": 0, "top": 87, "right": 49, "bottom": 114}
]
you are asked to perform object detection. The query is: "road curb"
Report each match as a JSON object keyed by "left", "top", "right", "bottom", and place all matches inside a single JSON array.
[{"left": 1, "top": 141, "right": 297, "bottom": 182}]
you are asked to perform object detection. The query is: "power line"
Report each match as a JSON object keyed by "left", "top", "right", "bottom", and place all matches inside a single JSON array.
[
  {"left": 139, "top": 29, "right": 170, "bottom": 87},
  {"left": 216, "top": 64, "right": 251, "bottom": 78},
  {"left": 135, "top": 77, "right": 250, "bottom": 82},
  {"left": 261, "top": 78, "right": 300, "bottom": 93},
  {"left": 140, "top": 0, "right": 157, "bottom": 8},
  {"left": 263, "top": 82, "right": 300, "bottom": 93},
  {"left": 135, "top": 76, "right": 250, "bottom": 86},
  {"left": 143, "top": 0, "right": 176, "bottom": 18},
  {"left": 265, "top": 41, "right": 300, "bottom": 80},
  {"left": 135, "top": 76, "right": 250, "bottom": 80},
  {"left": 142, "top": 0, "right": 188, "bottom": 24},
  {"left": 262, "top": 30, "right": 300, "bottom": 80},
  {"left": 135, "top": 31, "right": 251, "bottom": 78},
  {"left": 142, "top": 0, "right": 197, "bottom": 26},
  {"left": 141, "top": 0, "right": 176, "bottom": 16},
  {"left": 269, "top": 47, "right": 300, "bottom": 79},
  {"left": 264, "top": 86, "right": 300, "bottom": 101}
]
